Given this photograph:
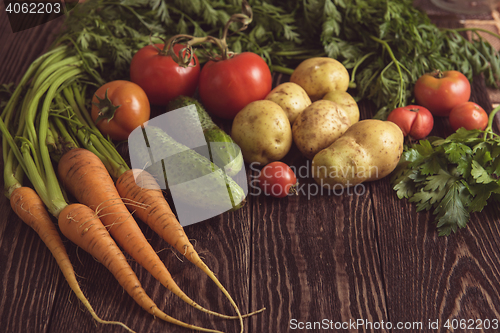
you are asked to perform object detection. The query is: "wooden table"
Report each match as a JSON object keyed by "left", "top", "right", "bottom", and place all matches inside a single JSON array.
[{"left": 1, "top": 1, "right": 500, "bottom": 332}]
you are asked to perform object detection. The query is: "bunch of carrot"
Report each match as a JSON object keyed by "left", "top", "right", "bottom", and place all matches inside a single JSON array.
[{"left": 0, "top": 41, "right": 262, "bottom": 332}]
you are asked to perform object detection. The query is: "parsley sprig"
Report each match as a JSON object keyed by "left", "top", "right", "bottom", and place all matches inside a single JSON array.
[{"left": 391, "top": 108, "right": 500, "bottom": 236}]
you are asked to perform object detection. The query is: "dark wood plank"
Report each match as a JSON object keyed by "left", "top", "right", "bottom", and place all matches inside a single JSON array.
[
  {"left": 0, "top": 8, "right": 64, "bottom": 84},
  {"left": 0, "top": 206, "right": 62, "bottom": 333},
  {"left": 248, "top": 131, "right": 389, "bottom": 331},
  {"left": 371, "top": 177, "right": 500, "bottom": 331},
  {"left": 2, "top": 2, "right": 500, "bottom": 333}
]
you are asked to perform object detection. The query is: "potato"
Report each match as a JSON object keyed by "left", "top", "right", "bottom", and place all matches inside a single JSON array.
[
  {"left": 292, "top": 100, "right": 351, "bottom": 160},
  {"left": 312, "top": 119, "right": 404, "bottom": 187},
  {"left": 290, "top": 57, "right": 349, "bottom": 101},
  {"left": 231, "top": 100, "right": 292, "bottom": 166},
  {"left": 322, "top": 90, "right": 360, "bottom": 125},
  {"left": 265, "top": 82, "right": 311, "bottom": 124}
]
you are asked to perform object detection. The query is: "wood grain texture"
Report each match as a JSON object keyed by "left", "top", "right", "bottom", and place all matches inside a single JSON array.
[
  {"left": 248, "top": 136, "right": 390, "bottom": 332},
  {"left": 1, "top": 2, "right": 500, "bottom": 333},
  {"left": 369, "top": 76, "right": 500, "bottom": 332}
]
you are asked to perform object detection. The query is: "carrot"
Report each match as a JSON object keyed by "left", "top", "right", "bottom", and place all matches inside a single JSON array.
[
  {"left": 56, "top": 148, "right": 237, "bottom": 321},
  {"left": 116, "top": 168, "right": 264, "bottom": 323},
  {"left": 10, "top": 186, "right": 135, "bottom": 333},
  {"left": 57, "top": 83, "right": 265, "bottom": 330},
  {"left": 0, "top": 58, "right": 133, "bottom": 332},
  {"left": 1, "top": 44, "right": 226, "bottom": 332},
  {"left": 58, "top": 202, "right": 223, "bottom": 333}
]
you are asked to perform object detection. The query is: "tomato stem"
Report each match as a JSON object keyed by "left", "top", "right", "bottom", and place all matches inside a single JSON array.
[
  {"left": 159, "top": 0, "right": 253, "bottom": 62},
  {"left": 150, "top": 34, "right": 199, "bottom": 68},
  {"left": 431, "top": 69, "right": 444, "bottom": 78},
  {"left": 218, "top": 0, "right": 253, "bottom": 60},
  {"left": 92, "top": 89, "right": 121, "bottom": 123}
]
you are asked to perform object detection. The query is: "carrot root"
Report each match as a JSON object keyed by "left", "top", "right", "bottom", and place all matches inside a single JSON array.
[
  {"left": 57, "top": 148, "right": 235, "bottom": 320},
  {"left": 116, "top": 169, "right": 266, "bottom": 328},
  {"left": 58, "top": 202, "right": 224, "bottom": 333},
  {"left": 10, "top": 187, "right": 135, "bottom": 333}
]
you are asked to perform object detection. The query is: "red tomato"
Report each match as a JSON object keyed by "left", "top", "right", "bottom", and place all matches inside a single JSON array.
[
  {"left": 387, "top": 105, "right": 434, "bottom": 140},
  {"left": 91, "top": 80, "right": 150, "bottom": 141},
  {"left": 448, "top": 101, "right": 488, "bottom": 131},
  {"left": 198, "top": 52, "right": 272, "bottom": 119},
  {"left": 413, "top": 70, "right": 471, "bottom": 117},
  {"left": 258, "top": 162, "right": 297, "bottom": 198},
  {"left": 130, "top": 43, "right": 200, "bottom": 106}
]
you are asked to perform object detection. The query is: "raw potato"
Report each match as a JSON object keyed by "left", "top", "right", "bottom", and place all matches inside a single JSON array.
[
  {"left": 323, "top": 90, "right": 360, "bottom": 125},
  {"left": 290, "top": 57, "right": 349, "bottom": 101},
  {"left": 312, "top": 119, "right": 404, "bottom": 187},
  {"left": 231, "top": 100, "right": 292, "bottom": 166},
  {"left": 292, "top": 100, "right": 351, "bottom": 160},
  {"left": 265, "top": 82, "right": 312, "bottom": 124}
]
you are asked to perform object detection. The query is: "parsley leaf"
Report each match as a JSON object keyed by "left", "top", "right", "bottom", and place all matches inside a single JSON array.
[
  {"left": 471, "top": 160, "right": 495, "bottom": 184},
  {"left": 434, "top": 181, "right": 470, "bottom": 236}
]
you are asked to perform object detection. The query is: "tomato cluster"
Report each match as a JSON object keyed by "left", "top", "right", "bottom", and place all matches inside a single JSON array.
[
  {"left": 388, "top": 70, "right": 488, "bottom": 139},
  {"left": 90, "top": 41, "right": 272, "bottom": 141},
  {"left": 130, "top": 44, "right": 272, "bottom": 120}
]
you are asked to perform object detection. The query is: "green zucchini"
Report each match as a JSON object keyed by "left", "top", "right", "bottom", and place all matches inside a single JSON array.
[
  {"left": 128, "top": 125, "right": 246, "bottom": 220},
  {"left": 167, "top": 96, "right": 243, "bottom": 177}
]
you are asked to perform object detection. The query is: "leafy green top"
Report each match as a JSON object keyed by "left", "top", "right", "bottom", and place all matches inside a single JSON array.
[{"left": 53, "top": 0, "right": 500, "bottom": 119}]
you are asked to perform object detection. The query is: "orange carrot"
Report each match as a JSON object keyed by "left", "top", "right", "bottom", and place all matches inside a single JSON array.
[
  {"left": 10, "top": 186, "right": 135, "bottom": 333},
  {"left": 57, "top": 202, "right": 223, "bottom": 333},
  {"left": 116, "top": 168, "right": 262, "bottom": 325},
  {"left": 116, "top": 169, "right": 204, "bottom": 263},
  {"left": 56, "top": 148, "right": 234, "bottom": 320}
]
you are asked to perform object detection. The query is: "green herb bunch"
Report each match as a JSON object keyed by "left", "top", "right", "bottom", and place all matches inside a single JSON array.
[
  {"left": 55, "top": 0, "right": 298, "bottom": 81},
  {"left": 56, "top": 0, "right": 500, "bottom": 120},
  {"left": 391, "top": 107, "right": 500, "bottom": 236},
  {"left": 290, "top": 0, "right": 500, "bottom": 119}
]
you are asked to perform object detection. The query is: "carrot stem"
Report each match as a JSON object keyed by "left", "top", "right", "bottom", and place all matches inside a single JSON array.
[{"left": 38, "top": 67, "right": 84, "bottom": 217}]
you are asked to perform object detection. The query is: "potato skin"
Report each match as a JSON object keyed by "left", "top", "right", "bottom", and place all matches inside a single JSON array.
[
  {"left": 312, "top": 119, "right": 404, "bottom": 187},
  {"left": 292, "top": 100, "right": 351, "bottom": 160},
  {"left": 322, "top": 90, "right": 360, "bottom": 125},
  {"left": 265, "top": 82, "right": 312, "bottom": 124},
  {"left": 290, "top": 57, "right": 349, "bottom": 101},
  {"left": 231, "top": 100, "right": 292, "bottom": 166}
]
